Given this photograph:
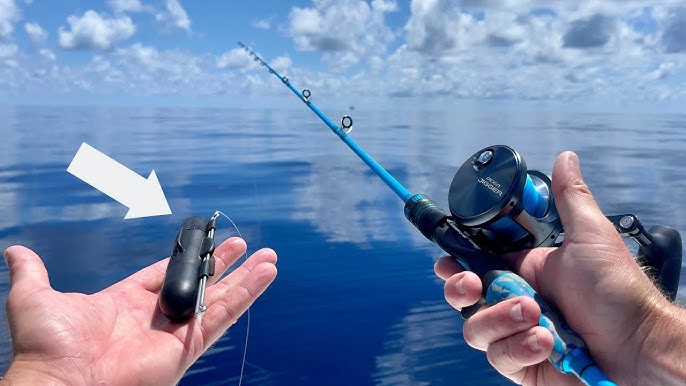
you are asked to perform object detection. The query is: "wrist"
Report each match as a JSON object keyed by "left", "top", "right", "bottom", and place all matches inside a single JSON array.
[
  {"left": 1, "top": 359, "right": 72, "bottom": 386},
  {"left": 634, "top": 299, "right": 686, "bottom": 385}
]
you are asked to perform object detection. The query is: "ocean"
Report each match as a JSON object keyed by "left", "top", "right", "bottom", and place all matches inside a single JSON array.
[{"left": 1, "top": 106, "right": 684, "bottom": 385}]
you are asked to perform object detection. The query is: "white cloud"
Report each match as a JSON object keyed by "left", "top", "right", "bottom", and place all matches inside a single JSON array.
[
  {"left": 404, "top": 0, "right": 478, "bottom": 54},
  {"left": 155, "top": 0, "right": 191, "bottom": 33},
  {"left": 106, "top": 43, "right": 205, "bottom": 94},
  {"left": 271, "top": 55, "right": 292, "bottom": 72},
  {"left": 3, "top": 0, "right": 686, "bottom": 110},
  {"left": 252, "top": 19, "right": 271, "bottom": 30},
  {"left": 381, "top": 0, "right": 686, "bottom": 104},
  {"left": 58, "top": 10, "right": 135, "bottom": 50},
  {"left": 24, "top": 21, "right": 46, "bottom": 42},
  {"left": 108, "top": 0, "right": 145, "bottom": 14},
  {"left": 216, "top": 47, "right": 259, "bottom": 70},
  {"left": 0, "top": 0, "right": 20, "bottom": 40},
  {"left": 39, "top": 48, "right": 55, "bottom": 61},
  {"left": 646, "top": 62, "right": 676, "bottom": 80},
  {"left": 372, "top": 0, "right": 398, "bottom": 13},
  {"left": 0, "top": 43, "right": 17, "bottom": 58},
  {"left": 288, "top": 0, "right": 399, "bottom": 70}
]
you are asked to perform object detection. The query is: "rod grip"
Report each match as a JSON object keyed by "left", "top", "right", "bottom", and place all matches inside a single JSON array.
[{"left": 484, "top": 271, "right": 616, "bottom": 386}]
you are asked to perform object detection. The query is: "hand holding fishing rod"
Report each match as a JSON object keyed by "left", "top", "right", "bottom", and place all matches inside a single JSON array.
[
  {"left": 240, "top": 42, "right": 683, "bottom": 386},
  {"left": 436, "top": 151, "right": 686, "bottom": 385}
]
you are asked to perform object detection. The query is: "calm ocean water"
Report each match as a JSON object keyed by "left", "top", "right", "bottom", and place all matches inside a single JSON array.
[{"left": 0, "top": 106, "right": 685, "bottom": 385}]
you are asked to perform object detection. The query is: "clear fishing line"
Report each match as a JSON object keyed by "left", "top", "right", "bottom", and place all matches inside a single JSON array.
[{"left": 212, "top": 210, "right": 251, "bottom": 386}]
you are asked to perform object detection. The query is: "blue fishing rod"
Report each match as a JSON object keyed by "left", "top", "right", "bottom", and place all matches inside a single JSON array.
[{"left": 238, "top": 42, "right": 683, "bottom": 386}]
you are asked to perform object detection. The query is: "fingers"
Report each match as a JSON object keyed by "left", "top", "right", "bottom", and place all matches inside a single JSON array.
[
  {"left": 129, "top": 237, "right": 247, "bottom": 294},
  {"left": 435, "top": 256, "right": 485, "bottom": 311},
  {"left": 206, "top": 237, "right": 247, "bottom": 286},
  {"left": 463, "top": 297, "right": 554, "bottom": 384},
  {"left": 462, "top": 297, "right": 541, "bottom": 350},
  {"left": 3, "top": 245, "right": 51, "bottom": 292},
  {"left": 200, "top": 248, "right": 277, "bottom": 345},
  {"left": 486, "top": 326, "right": 554, "bottom": 382},
  {"left": 551, "top": 152, "right": 614, "bottom": 238},
  {"left": 204, "top": 247, "right": 277, "bottom": 305},
  {"left": 434, "top": 255, "right": 466, "bottom": 281},
  {"left": 443, "top": 271, "right": 483, "bottom": 310}
]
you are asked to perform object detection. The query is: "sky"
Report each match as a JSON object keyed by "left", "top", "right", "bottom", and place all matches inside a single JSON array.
[{"left": 1, "top": 0, "right": 686, "bottom": 112}]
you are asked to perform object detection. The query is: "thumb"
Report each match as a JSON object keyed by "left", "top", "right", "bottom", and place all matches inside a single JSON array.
[
  {"left": 4, "top": 245, "right": 51, "bottom": 291},
  {"left": 551, "top": 152, "right": 616, "bottom": 239}
]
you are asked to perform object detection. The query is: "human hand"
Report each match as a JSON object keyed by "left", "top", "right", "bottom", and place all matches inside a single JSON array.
[
  {"left": 1, "top": 237, "right": 277, "bottom": 386},
  {"left": 434, "top": 151, "right": 685, "bottom": 385}
]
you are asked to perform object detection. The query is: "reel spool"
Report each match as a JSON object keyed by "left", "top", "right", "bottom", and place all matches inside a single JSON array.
[{"left": 448, "top": 145, "right": 562, "bottom": 254}]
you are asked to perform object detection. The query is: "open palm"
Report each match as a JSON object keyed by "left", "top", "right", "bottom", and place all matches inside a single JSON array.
[{"left": 3, "top": 237, "right": 277, "bottom": 386}]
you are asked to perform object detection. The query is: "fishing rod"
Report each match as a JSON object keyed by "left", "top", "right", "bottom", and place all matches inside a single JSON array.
[{"left": 238, "top": 42, "right": 682, "bottom": 386}]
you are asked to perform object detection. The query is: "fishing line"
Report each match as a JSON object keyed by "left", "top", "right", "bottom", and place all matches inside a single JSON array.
[{"left": 211, "top": 210, "right": 251, "bottom": 386}]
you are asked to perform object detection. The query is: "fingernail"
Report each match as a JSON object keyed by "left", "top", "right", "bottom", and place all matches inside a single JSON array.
[
  {"left": 569, "top": 152, "right": 580, "bottom": 168},
  {"left": 455, "top": 278, "right": 465, "bottom": 295},
  {"left": 528, "top": 332, "right": 540, "bottom": 352},
  {"left": 510, "top": 302, "right": 524, "bottom": 322}
]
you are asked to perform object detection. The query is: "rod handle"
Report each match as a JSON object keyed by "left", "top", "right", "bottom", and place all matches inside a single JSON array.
[{"left": 484, "top": 270, "right": 616, "bottom": 386}]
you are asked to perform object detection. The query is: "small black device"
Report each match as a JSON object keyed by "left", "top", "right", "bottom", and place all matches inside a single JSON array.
[{"left": 158, "top": 215, "right": 217, "bottom": 322}]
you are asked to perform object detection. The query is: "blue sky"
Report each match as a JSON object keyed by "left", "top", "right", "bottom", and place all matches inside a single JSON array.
[{"left": 1, "top": 0, "right": 686, "bottom": 112}]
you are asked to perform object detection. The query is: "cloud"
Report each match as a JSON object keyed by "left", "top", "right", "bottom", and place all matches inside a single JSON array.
[
  {"left": 108, "top": 0, "right": 191, "bottom": 35},
  {"left": 405, "top": 0, "right": 463, "bottom": 54},
  {"left": 0, "top": 0, "right": 20, "bottom": 40},
  {"left": 104, "top": 43, "right": 207, "bottom": 94},
  {"left": 646, "top": 62, "right": 675, "bottom": 80},
  {"left": 39, "top": 48, "right": 55, "bottom": 61},
  {"left": 24, "top": 21, "right": 46, "bottom": 42},
  {"left": 216, "top": 47, "right": 260, "bottom": 70},
  {"left": 288, "top": 0, "right": 398, "bottom": 69},
  {"left": 391, "top": 1, "right": 686, "bottom": 103},
  {"left": 252, "top": 18, "right": 271, "bottom": 30},
  {"left": 4, "top": 0, "right": 686, "bottom": 110},
  {"left": 58, "top": 10, "right": 135, "bottom": 50},
  {"left": 271, "top": 55, "right": 292, "bottom": 72},
  {"left": 107, "top": 0, "right": 145, "bottom": 14},
  {"left": 661, "top": 7, "right": 686, "bottom": 53},
  {"left": 563, "top": 14, "right": 615, "bottom": 48},
  {"left": 0, "top": 43, "right": 17, "bottom": 58},
  {"left": 155, "top": 0, "right": 191, "bottom": 33}
]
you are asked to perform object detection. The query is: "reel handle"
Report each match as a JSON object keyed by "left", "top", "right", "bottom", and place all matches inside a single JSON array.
[
  {"left": 607, "top": 215, "right": 682, "bottom": 302},
  {"left": 639, "top": 225, "right": 682, "bottom": 302}
]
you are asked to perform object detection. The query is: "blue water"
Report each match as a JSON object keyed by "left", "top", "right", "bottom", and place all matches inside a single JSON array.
[{"left": 1, "top": 106, "right": 685, "bottom": 385}]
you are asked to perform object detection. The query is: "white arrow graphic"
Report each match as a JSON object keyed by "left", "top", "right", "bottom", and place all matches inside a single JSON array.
[{"left": 67, "top": 142, "right": 172, "bottom": 219}]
